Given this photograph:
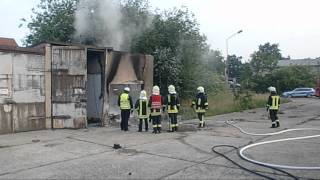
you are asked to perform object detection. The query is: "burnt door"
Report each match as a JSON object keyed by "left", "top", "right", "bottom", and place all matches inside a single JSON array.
[{"left": 51, "top": 46, "right": 87, "bottom": 129}]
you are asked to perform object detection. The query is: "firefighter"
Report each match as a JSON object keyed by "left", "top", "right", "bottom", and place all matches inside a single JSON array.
[
  {"left": 135, "top": 90, "right": 149, "bottom": 132},
  {"left": 165, "top": 85, "right": 180, "bottom": 132},
  {"left": 191, "top": 86, "right": 208, "bottom": 128},
  {"left": 149, "top": 85, "right": 164, "bottom": 134},
  {"left": 266, "top": 86, "right": 280, "bottom": 128},
  {"left": 118, "top": 87, "right": 133, "bottom": 131}
]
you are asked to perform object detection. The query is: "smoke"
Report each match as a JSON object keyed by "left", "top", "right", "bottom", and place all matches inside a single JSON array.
[{"left": 74, "top": 0, "right": 152, "bottom": 51}]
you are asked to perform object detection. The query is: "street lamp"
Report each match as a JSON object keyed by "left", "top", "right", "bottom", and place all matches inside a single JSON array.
[{"left": 225, "top": 30, "right": 243, "bottom": 83}]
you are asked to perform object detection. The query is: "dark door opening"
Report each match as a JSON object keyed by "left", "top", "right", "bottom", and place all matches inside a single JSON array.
[{"left": 87, "top": 49, "right": 105, "bottom": 126}]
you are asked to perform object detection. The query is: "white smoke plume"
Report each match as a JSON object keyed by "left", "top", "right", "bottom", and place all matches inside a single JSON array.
[{"left": 74, "top": 0, "right": 152, "bottom": 51}]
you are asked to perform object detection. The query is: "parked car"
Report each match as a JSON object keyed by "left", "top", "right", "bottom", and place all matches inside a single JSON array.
[
  {"left": 228, "top": 81, "right": 241, "bottom": 88},
  {"left": 282, "top": 88, "right": 315, "bottom": 98}
]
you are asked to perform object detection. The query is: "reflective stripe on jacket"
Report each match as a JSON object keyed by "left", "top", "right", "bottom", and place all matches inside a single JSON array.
[
  {"left": 269, "top": 95, "right": 280, "bottom": 110},
  {"left": 192, "top": 93, "right": 208, "bottom": 113},
  {"left": 167, "top": 94, "right": 180, "bottom": 114},
  {"left": 149, "top": 95, "right": 163, "bottom": 116},
  {"left": 135, "top": 99, "right": 149, "bottom": 119}
]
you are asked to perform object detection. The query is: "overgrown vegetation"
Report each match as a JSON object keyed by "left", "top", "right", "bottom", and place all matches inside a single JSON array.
[{"left": 179, "top": 91, "right": 271, "bottom": 120}]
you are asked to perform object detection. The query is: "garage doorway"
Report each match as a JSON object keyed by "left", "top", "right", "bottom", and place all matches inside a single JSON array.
[{"left": 87, "top": 49, "right": 105, "bottom": 126}]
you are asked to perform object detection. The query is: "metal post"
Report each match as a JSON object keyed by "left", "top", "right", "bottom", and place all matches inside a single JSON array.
[
  {"left": 225, "top": 30, "right": 243, "bottom": 84},
  {"left": 225, "top": 40, "right": 229, "bottom": 83}
]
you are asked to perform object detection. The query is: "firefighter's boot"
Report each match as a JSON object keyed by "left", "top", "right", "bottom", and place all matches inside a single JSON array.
[{"left": 152, "top": 128, "right": 157, "bottom": 134}]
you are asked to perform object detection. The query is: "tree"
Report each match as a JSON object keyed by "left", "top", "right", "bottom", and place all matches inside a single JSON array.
[
  {"left": 131, "top": 7, "right": 212, "bottom": 97},
  {"left": 22, "top": 0, "right": 77, "bottom": 46},
  {"left": 272, "top": 66, "right": 316, "bottom": 93},
  {"left": 23, "top": 0, "right": 224, "bottom": 96},
  {"left": 153, "top": 48, "right": 182, "bottom": 94},
  {"left": 204, "top": 50, "right": 225, "bottom": 75},
  {"left": 250, "top": 43, "right": 282, "bottom": 76},
  {"left": 227, "top": 54, "right": 242, "bottom": 80},
  {"left": 239, "top": 62, "right": 253, "bottom": 88},
  {"left": 23, "top": 0, "right": 151, "bottom": 48}
]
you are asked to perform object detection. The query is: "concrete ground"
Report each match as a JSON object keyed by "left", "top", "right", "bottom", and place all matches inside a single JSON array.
[{"left": 0, "top": 98, "right": 320, "bottom": 179}]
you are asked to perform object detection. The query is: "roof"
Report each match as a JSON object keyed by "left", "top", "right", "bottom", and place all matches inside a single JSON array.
[
  {"left": 278, "top": 58, "right": 320, "bottom": 67},
  {"left": 31, "top": 41, "right": 113, "bottom": 51},
  {"left": 0, "top": 45, "right": 44, "bottom": 55},
  {"left": 0, "top": 37, "right": 18, "bottom": 47}
]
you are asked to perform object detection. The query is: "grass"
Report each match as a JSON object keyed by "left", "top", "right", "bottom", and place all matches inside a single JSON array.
[{"left": 179, "top": 91, "right": 289, "bottom": 120}]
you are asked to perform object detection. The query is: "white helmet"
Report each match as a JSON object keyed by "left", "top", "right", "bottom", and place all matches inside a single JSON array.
[
  {"left": 140, "top": 90, "right": 147, "bottom": 100},
  {"left": 152, "top": 86, "right": 160, "bottom": 95},
  {"left": 168, "top": 85, "right": 176, "bottom": 94},
  {"left": 124, "top": 87, "right": 130, "bottom": 92},
  {"left": 268, "top": 86, "right": 276, "bottom": 92},
  {"left": 197, "top": 86, "right": 205, "bottom": 93}
]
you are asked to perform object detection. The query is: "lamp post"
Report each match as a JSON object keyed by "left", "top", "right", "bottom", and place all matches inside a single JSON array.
[{"left": 225, "top": 30, "right": 243, "bottom": 83}]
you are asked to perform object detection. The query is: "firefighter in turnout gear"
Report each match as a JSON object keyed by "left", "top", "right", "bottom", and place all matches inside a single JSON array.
[
  {"left": 118, "top": 87, "right": 133, "bottom": 131},
  {"left": 149, "top": 86, "right": 164, "bottom": 134},
  {"left": 165, "top": 85, "right": 180, "bottom": 132},
  {"left": 191, "top": 86, "right": 208, "bottom": 128},
  {"left": 135, "top": 90, "right": 149, "bottom": 132},
  {"left": 266, "top": 87, "right": 280, "bottom": 128}
]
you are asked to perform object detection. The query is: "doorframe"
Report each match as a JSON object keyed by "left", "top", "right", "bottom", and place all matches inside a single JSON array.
[{"left": 86, "top": 48, "right": 107, "bottom": 126}]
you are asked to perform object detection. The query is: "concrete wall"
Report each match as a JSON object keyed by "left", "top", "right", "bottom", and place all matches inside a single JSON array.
[
  {"left": 105, "top": 52, "right": 153, "bottom": 117},
  {"left": 0, "top": 51, "right": 45, "bottom": 134}
]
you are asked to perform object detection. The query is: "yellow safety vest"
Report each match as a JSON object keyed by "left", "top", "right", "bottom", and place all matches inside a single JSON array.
[
  {"left": 270, "top": 96, "right": 280, "bottom": 110},
  {"left": 167, "top": 95, "right": 179, "bottom": 114},
  {"left": 120, "top": 93, "right": 131, "bottom": 110}
]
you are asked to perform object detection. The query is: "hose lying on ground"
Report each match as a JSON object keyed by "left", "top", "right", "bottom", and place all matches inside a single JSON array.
[
  {"left": 227, "top": 120, "right": 320, "bottom": 170},
  {"left": 211, "top": 145, "right": 298, "bottom": 180}
]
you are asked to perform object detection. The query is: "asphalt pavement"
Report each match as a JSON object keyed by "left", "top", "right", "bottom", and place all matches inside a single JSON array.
[{"left": 0, "top": 98, "right": 319, "bottom": 179}]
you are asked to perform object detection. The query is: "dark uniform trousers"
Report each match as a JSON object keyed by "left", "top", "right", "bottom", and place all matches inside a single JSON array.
[
  {"left": 152, "top": 115, "right": 161, "bottom": 133},
  {"left": 197, "top": 113, "right": 205, "bottom": 127},
  {"left": 269, "top": 109, "right": 279, "bottom": 126},
  {"left": 121, "top": 110, "right": 130, "bottom": 131},
  {"left": 139, "top": 118, "right": 148, "bottom": 131},
  {"left": 169, "top": 113, "right": 178, "bottom": 130}
]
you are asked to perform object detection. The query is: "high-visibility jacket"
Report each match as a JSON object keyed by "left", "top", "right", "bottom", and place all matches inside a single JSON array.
[
  {"left": 166, "top": 94, "right": 180, "bottom": 114},
  {"left": 135, "top": 99, "right": 149, "bottom": 119},
  {"left": 118, "top": 93, "right": 132, "bottom": 110},
  {"left": 192, "top": 93, "right": 208, "bottom": 113},
  {"left": 267, "top": 95, "right": 280, "bottom": 110},
  {"left": 149, "top": 95, "right": 163, "bottom": 116}
]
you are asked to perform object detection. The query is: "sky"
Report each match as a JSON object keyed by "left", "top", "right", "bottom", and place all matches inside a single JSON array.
[{"left": 1, "top": 0, "right": 320, "bottom": 61}]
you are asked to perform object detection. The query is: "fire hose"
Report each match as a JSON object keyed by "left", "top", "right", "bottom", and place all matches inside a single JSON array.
[{"left": 226, "top": 120, "right": 320, "bottom": 170}]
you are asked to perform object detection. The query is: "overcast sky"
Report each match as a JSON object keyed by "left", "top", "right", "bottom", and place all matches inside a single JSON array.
[{"left": 1, "top": 0, "right": 320, "bottom": 61}]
